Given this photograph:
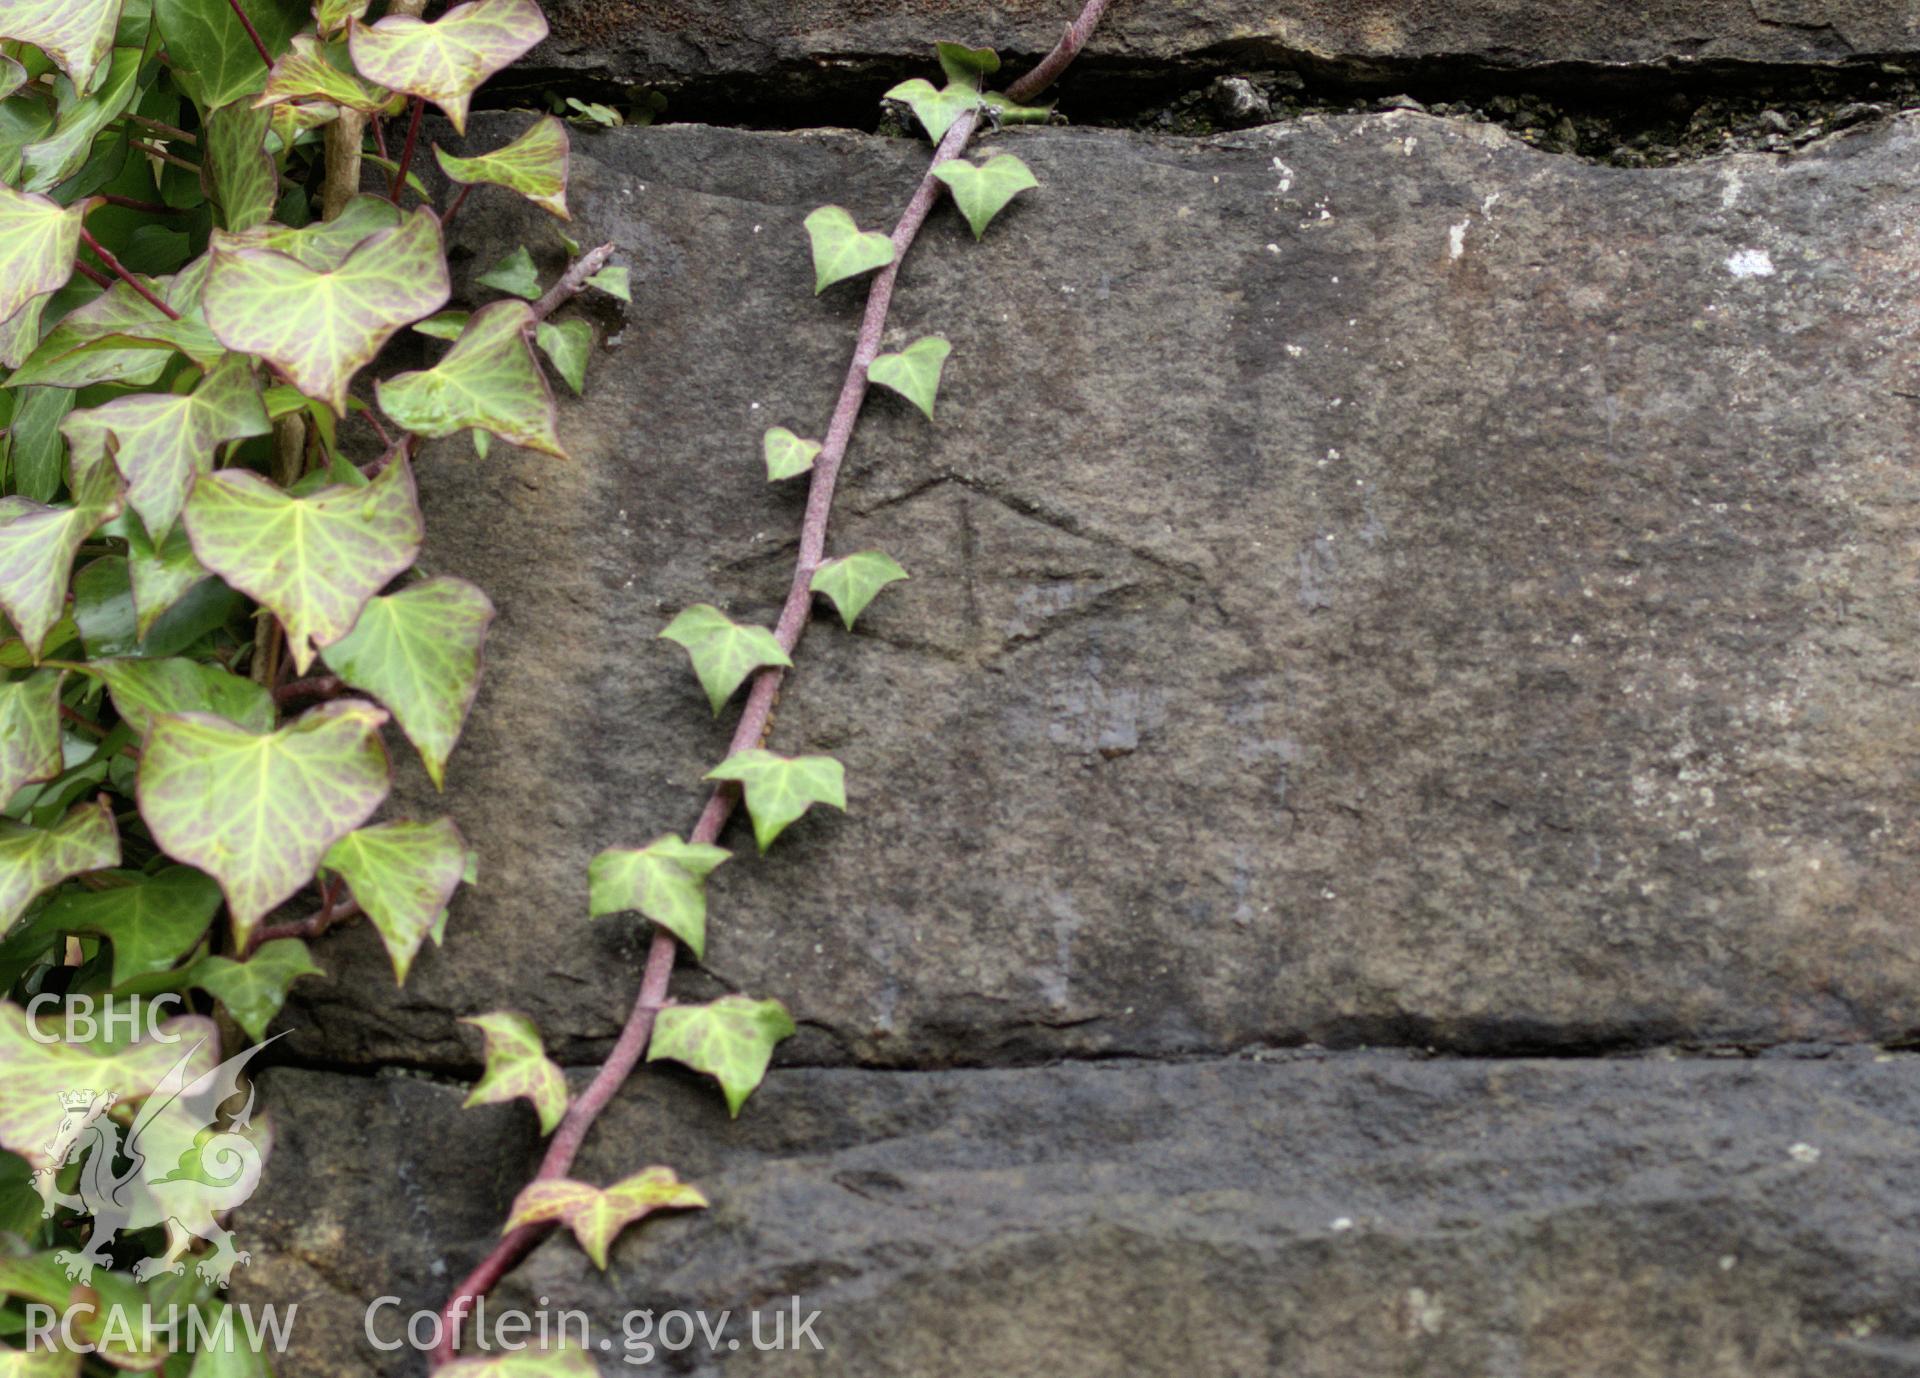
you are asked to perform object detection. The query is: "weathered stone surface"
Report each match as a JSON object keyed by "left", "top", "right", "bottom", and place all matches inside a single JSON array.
[
  {"left": 239, "top": 1054, "right": 1920, "bottom": 1376},
  {"left": 529, "top": 0, "right": 1920, "bottom": 95},
  {"left": 286, "top": 110, "right": 1920, "bottom": 1070}
]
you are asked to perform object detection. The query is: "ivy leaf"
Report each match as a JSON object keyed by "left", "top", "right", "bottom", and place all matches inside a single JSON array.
[
  {"left": 646, "top": 994, "right": 795, "bottom": 1117},
  {"left": 586, "top": 265, "right": 628, "bottom": 301},
  {"left": 462, "top": 1010, "right": 567, "bottom": 1134},
  {"left": 438, "top": 1349, "right": 598, "bottom": 1378},
  {"left": 35, "top": 866, "right": 221, "bottom": 985},
  {"left": 810, "top": 550, "right": 908, "bottom": 629},
  {"left": 433, "top": 116, "right": 569, "bottom": 219},
  {"left": 348, "top": 0, "right": 549, "bottom": 134},
  {"left": 61, "top": 351, "right": 271, "bottom": 542},
  {"left": 321, "top": 576, "right": 492, "bottom": 788},
  {"left": 323, "top": 817, "right": 468, "bottom": 982},
  {"left": 215, "top": 193, "right": 399, "bottom": 270},
  {"left": 0, "top": 465, "right": 124, "bottom": 657},
  {"left": 475, "top": 245, "right": 539, "bottom": 300},
  {"left": 256, "top": 33, "right": 394, "bottom": 113},
  {"left": 0, "top": 0, "right": 122, "bottom": 95},
  {"left": 981, "top": 90, "right": 1052, "bottom": 125},
  {"left": 0, "top": 671, "right": 62, "bottom": 805},
  {"left": 203, "top": 207, "right": 450, "bottom": 413},
  {"left": 7, "top": 264, "right": 221, "bottom": 390},
  {"left": 936, "top": 41, "right": 1000, "bottom": 87},
  {"left": 375, "top": 301, "right": 565, "bottom": 457},
  {"left": 153, "top": 0, "right": 303, "bottom": 110},
  {"left": 534, "top": 318, "right": 589, "bottom": 395},
  {"left": 118, "top": 513, "right": 210, "bottom": 638},
  {"left": 587, "top": 836, "right": 729, "bottom": 959},
  {"left": 931, "top": 153, "right": 1039, "bottom": 239},
  {"left": 762, "top": 426, "right": 819, "bottom": 482},
  {"left": 201, "top": 99, "right": 277, "bottom": 234},
  {"left": 71, "top": 656, "right": 274, "bottom": 735},
  {"left": 19, "top": 47, "right": 140, "bottom": 195},
  {"left": 803, "top": 206, "right": 894, "bottom": 295},
  {"left": 181, "top": 453, "right": 425, "bottom": 674},
  {"left": 314, "top": 0, "right": 370, "bottom": 37},
  {"left": 137, "top": 701, "right": 391, "bottom": 947},
  {"left": 413, "top": 310, "right": 468, "bottom": 340},
  {"left": 866, "top": 335, "right": 951, "bottom": 420},
  {"left": 658, "top": 604, "right": 790, "bottom": 715},
  {"left": 503, "top": 1168, "right": 707, "bottom": 1269},
  {"left": 188, "top": 939, "right": 322, "bottom": 1041},
  {"left": 0, "top": 798, "right": 119, "bottom": 937},
  {"left": 0, "top": 184, "right": 86, "bottom": 326},
  {"left": 0, "top": 297, "right": 49, "bottom": 371},
  {"left": 883, "top": 78, "right": 980, "bottom": 142},
  {"left": 704, "top": 749, "right": 846, "bottom": 853}
]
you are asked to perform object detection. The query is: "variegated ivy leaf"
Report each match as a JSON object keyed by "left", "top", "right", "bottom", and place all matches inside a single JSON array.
[
  {"left": 534, "top": 318, "right": 589, "bottom": 395},
  {"left": 0, "top": 184, "right": 86, "bottom": 326},
  {"left": 0, "top": 798, "right": 119, "bottom": 936},
  {"left": 587, "top": 836, "right": 730, "bottom": 958},
  {"left": 931, "top": 153, "right": 1039, "bottom": 239},
  {"left": 434, "top": 116, "right": 569, "bottom": 219},
  {"left": 203, "top": 207, "right": 451, "bottom": 413},
  {"left": 181, "top": 453, "right": 424, "bottom": 674},
  {"left": 256, "top": 33, "right": 395, "bottom": 113},
  {"left": 215, "top": 193, "right": 400, "bottom": 270},
  {"left": 867, "top": 335, "right": 951, "bottom": 420},
  {"left": 34, "top": 866, "right": 222, "bottom": 985},
  {"left": 705, "top": 748, "right": 846, "bottom": 853},
  {"left": 188, "top": 939, "right": 323, "bottom": 1041},
  {"left": 0, "top": 670, "right": 62, "bottom": 804},
  {"left": 439, "top": 1349, "right": 598, "bottom": 1378},
  {"left": 810, "top": 550, "right": 908, "bottom": 630},
  {"left": 0, "top": 0, "right": 122, "bottom": 95},
  {"left": 883, "top": 78, "right": 981, "bottom": 142},
  {"left": 0, "top": 296, "right": 48, "bottom": 371},
  {"left": 462, "top": 1010, "right": 567, "bottom": 1134},
  {"left": 202, "top": 99, "right": 277, "bottom": 234},
  {"left": 61, "top": 351, "right": 271, "bottom": 541},
  {"left": 375, "top": 301, "right": 565, "bottom": 457},
  {"left": 803, "top": 206, "right": 894, "bottom": 295},
  {"left": 323, "top": 817, "right": 468, "bottom": 983},
  {"left": 476, "top": 245, "right": 539, "bottom": 300},
  {"left": 936, "top": 41, "right": 1000, "bottom": 87},
  {"left": 71, "top": 656, "right": 274, "bottom": 735},
  {"left": 658, "top": 604, "right": 790, "bottom": 715},
  {"left": 314, "top": 0, "right": 371, "bottom": 37},
  {"left": 646, "top": 994, "right": 796, "bottom": 1117},
  {"left": 0, "top": 464, "right": 123, "bottom": 657},
  {"left": 762, "top": 426, "right": 819, "bottom": 481},
  {"left": 19, "top": 46, "right": 140, "bottom": 194},
  {"left": 7, "top": 263, "right": 222, "bottom": 390},
  {"left": 348, "top": 0, "right": 550, "bottom": 135},
  {"left": 503, "top": 1168, "right": 707, "bottom": 1269},
  {"left": 321, "top": 576, "right": 492, "bottom": 788},
  {"left": 137, "top": 701, "right": 391, "bottom": 947}
]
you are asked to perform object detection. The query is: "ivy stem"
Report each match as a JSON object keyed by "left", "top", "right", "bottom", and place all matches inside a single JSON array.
[
  {"left": 78, "top": 229, "right": 179, "bottom": 320},
  {"left": 98, "top": 193, "right": 178, "bottom": 214},
  {"left": 390, "top": 97, "right": 425, "bottom": 203},
  {"left": 130, "top": 140, "right": 202, "bottom": 177},
  {"left": 530, "top": 242, "right": 615, "bottom": 322},
  {"left": 439, "top": 183, "right": 471, "bottom": 230},
  {"left": 58, "top": 706, "right": 105, "bottom": 738},
  {"left": 222, "top": 0, "right": 275, "bottom": 68},
  {"left": 427, "top": 1, "right": 1111, "bottom": 1363},
  {"left": 272, "top": 674, "right": 345, "bottom": 708},
  {"left": 246, "top": 888, "right": 360, "bottom": 955},
  {"left": 125, "top": 114, "right": 196, "bottom": 146},
  {"left": 72, "top": 261, "right": 111, "bottom": 289}
]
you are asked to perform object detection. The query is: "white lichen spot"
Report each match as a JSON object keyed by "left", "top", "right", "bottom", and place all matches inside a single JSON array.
[
  {"left": 1725, "top": 248, "right": 1775, "bottom": 278},
  {"left": 1271, "top": 156, "right": 1294, "bottom": 194},
  {"left": 1402, "top": 136, "right": 1417, "bottom": 156},
  {"left": 1449, "top": 219, "right": 1470, "bottom": 260},
  {"left": 1719, "top": 1255, "right": 1738, "bottom": 1271},
  {"left": 1788, "top": 1141, "right": 1820, "bottom": 1164},
  {"left": 1405, "top": 1288, "right": 1444, "bottom": 1337},
  {"left": 1330, "top": 1216, "right": 1354, "bottom": 1232},
  {"left": 1266, "top": 243, "right": 1281, "bottom": 254},
  {"left": 1284, "top": 343, "right": 1304, "bottom": 357}
]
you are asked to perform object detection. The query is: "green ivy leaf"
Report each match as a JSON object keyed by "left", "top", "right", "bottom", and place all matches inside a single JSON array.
[
  {"left": 413, "top": 310, "right": 469, "bottom": 340},
  {"left": 0, "top": 464, "right": 124, "bottom": 657},
  {"left": 188, "top": 938, "right": 322, "bottom": 1041},
  {"left": 931, "top": 153, "right": 1039, "bottom": 239},
  {"left": 476, "top": 245, "right": 539, "bottom": 300},
  {"left": 70, "top": 656, "right": 274, "bottom": 735},
  {"left": 586, "top": 265, "right": 628, "bottom": 302},
  {"left": 434, "top": 116, "right": 569, "bottom": 219},
  {"left": 587, "top": 836, "right": 729, "bottom": 959},
  {"left": 503, "top": 1168, "right": 706, "bottom": 1269},
  {"left": 8, "top": 263, "right": 221, "bottom": 390},
  {"left": 201, "top": 99, "right": 277, "bottom": 234},
  {"left": 348, "top": 0, "right": 549, "bottom": 134},
  {"left": 704, "top": 748, "right": 846, "bottom": 853},
  {"left": 646, "top": 994, "right": 795, "bottom": 1117},
  {"left": 658, "top": 604, "right": 790, "bottom": 715},
  {"left": 462, "top": 1010, "right": 567, "bottom": 1134},
  {"left": 761, "top": 426, "right": 819, "bottom": 482},
  {"left": 0, "top": 0, "right": 122, "bottom": 95},
  {"left": 323, "top": 817, "right": 468, "bottom": 983},
  {"left": 436, "top": 1348, "right": 599, "bottom": 1378},
  {"left": 203, "top": 206, "right": 450, "bottom": 413},
  {"left": 0, "top": 296, "right": 49, "bottom": 371},
  {"left": 0, "top": 671, "right": 62, "bottom": 805},
  {"left": 981, "top": 90, "right": 1052, "bottom": 125},
  {"left": 810, "top": 550, "right": 907, "bottom": 629},
  {"left": 534, "top": 318, "right": 590, "bottom": 395},
  {"left": 153, "top": 0, "right": 304, "bottom": 110},
  {"left": 375, "top": 300, "right": 565, "bottom": 456},
  {"left": 61, "top": 351, "right": 271, "bottom": 542},
  {"left": 35, "top": 866, "right": 221, "bottom": 985},
  {"left": 181, "top": 453, "right": 424, "bottom": 674},
  {"left": 866, "top": 335, "right": 950, "bottom": 420},
  {"left": 883, "top": 78, "right": 979, "bottom": 142},
  {"left": 256, "top": 32, "right": 394, "bottom": 112},
  {"left": 0, "top": 798, "right": 119, "bottom": 936},
  {"left": 6, "top": 388, "right": 72, "bottom": 501},
  {"left": 117, "top": 512, "right": 209, "bottom": 638},
  {"left": 0, "top": 184, "right": 86, "bottom": 326},
  {"left": 936, "top": 41, "right": 1000, "bottom": 87},
  {"left": 215, "top": 193, "right": 398, "bottom": 270},
  {"left": 19, "top": 47, "right": 140, "bottom": 194},
  {"left": 137, "top": 700, "right": 391, "bottom": 946},
  {"left": 802, "top": 205, "right": 894, "bottom": 295},
  {"left": 321, "top": 576, "right": 492, "bottom": 788}
]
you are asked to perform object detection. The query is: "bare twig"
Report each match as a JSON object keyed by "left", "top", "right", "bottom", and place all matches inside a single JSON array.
[
  {"left": 530, "top": 242, "right": 616, "bottom": 322},
  {"left": 246, "top": 886, "right": 361, "bottom": 955},
  {"left": 428, "top": 2, "right": 1114, "bottom": 1362},
  {"left": 130, "top": 139, "right": 201, "bottom": 178},
  {"left": 124, "top": 114, "right": 196, "bottom": 145}
]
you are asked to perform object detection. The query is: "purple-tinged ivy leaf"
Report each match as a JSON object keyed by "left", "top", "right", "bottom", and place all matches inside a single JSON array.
[
  {"left": 462, "top": 1010, "right": 567, "bottom": 1134},
  {"left": 0, "top": 797, "right": 120, "bottom": 936},
  {"left": 646, "top": 994, "right": 796, "bottom": 1117},
  {"left": 587, "top": 836, "right": 729, "bottom": 958},
  {"left": 503, "top": 1169, "right": 706, "bottom": 1269},
  {"left": 323, "top": 816, "right": 469, "bottom": 983},
  {"left": 348, "top": 0, "right": 549, "bottom": 135},
  {"left": 0, "top": 463, "right": 123, "bottom": 657},
  {"left": 375, "top": 300, "right": 565, "bottom": 456},
  {"left": 0, "top": 670, "right": 63, "bottom": 805},
  {"left": 433, "top": 115, "right": 569, "bottom": 219},
  {"left": 0, "top": 183, "right": 88, "bottom": 326},
  {"left": 0, "top": 0, "right": 123, "bottom": 95},
  {"left": 256, "top": 33, "right": 397, "bottom": 113}
]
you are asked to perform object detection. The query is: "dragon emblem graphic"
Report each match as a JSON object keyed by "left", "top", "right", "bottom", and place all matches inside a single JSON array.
[{"left": 32, "top": 1035, "right": 279, "bottom": 1288}]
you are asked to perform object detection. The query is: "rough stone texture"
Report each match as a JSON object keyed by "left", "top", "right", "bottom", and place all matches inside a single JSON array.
[
  {"left": 527, "top": 0, "right": 1920, "bottom": 94},
  {"left": 239, "top": 1054, "right": 1920, "bottom": 1376},
  {"left": 286, "top": 110, "right": 1920, "bottom": 1072}
]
